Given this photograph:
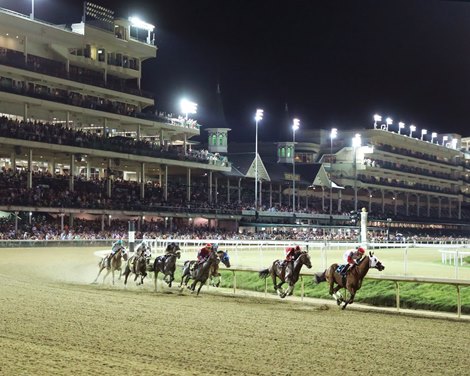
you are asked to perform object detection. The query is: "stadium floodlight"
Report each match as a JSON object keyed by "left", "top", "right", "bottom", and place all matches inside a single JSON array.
[
  {"left": 442, "top": 135, "right": 448, "bottom": 146},
  {"left": 398, "top": 122, "right": 405, "bottom": 135},
  {"left": 431, "top": 132, "right": 437, "bottom": 143},
  {"left": 129, "top": 16, "right": 155, "bottom": 31},
  {"left": 421, "top": 129, "right": 427, "bottom": 140},
  {"left": 386, "top": 117, "right": 393, "bottom": 126},
  {"left": 373, "top": 114, "right": 382, "bottom": 128},
  {"left": 409, "top": 125, "right": 416, "bottom": 138},
  {"left": 254, "top": 109, "right": 264, "bottom": 210},
  {"left": 180, "top": 99, "right": 197, "bottom": 119}
]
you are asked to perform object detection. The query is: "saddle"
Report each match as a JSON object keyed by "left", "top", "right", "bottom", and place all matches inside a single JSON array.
[{"left": 336, "top": 264, "right": 347, "bottom": 274}]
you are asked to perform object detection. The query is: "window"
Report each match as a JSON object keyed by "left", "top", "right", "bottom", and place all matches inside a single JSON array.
[{"left": 219, "top": 135, "right": 224, "bottom": 145}]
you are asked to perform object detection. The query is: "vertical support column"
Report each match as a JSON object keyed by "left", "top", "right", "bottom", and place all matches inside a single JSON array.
[
  {"left": 164, "top": 164, "right": 168, "bottom": 202},
  {"left": 416, "top": 195, "right": 420, "bottom": 217},
  {"left": 14, "top": 211, "right": 18, "bottom": 232},
  {"left": 321, "top": 187, "right": 325, "bottom": 212},
  {"left": 458, "top": 198, "right": 462, "bottom": 220},
  {"left": 160, "top": 129, "right": 164, "bottom": 147},
  {"left": 27, "top": 149, "right": 33, "bottom": 189},
  {"left": 183, "top": 134, "right": 187, "bottom": 155},
  {"left": 69, "top": 154, "right": 75, "bottom": 192},
  {"left": 208, "top": 171, "right": 213, "bottom": 203},
  {"left": 60, "top": 213, "right": 65, "bottom": 232},
  {"left": 66, "top": 111, "right": 70, "bottom": 128},
  {"left": 136, "top": 124, "right": 141, "bottom": 141},
  {"left": 24, "top": 35, "right": 28, "bottom": 63},
  {"left": 103, "top": 118, "right": 107, "bottom": 138},
  {"left": 227, "top": 177, "right": 230, "bottom": 204},
  {"left": 187, "top": 167, "right": 191, "bottom": 202},
  {"left": 86, "top": 161, "right": 91, "bottom": 180},
  {"left": 101, "top": 214, "right": 105, "bottom": 231},
  {"left": 368, "top": 190, "right": 372, "bottom": 213},
  {"left": 427, "top": 195, "right": 431, "bottom": 217},
  {"left": 69, "top": 213, "right": 74, "bottom": 227},
  {"left": 279, "top": 183, "right": 282, "bottom": 205},
  {"left": 215, "top": 176, "right": 218, "bottom": 204},
  {"left": 51, "top": 158, "right": 56, "bottom": 176},
  {"left": 394, "top": 193, "right": 398, "bottom": 215},
  {"left": 238, "top": 178, "right": 242, "bottom": 203},
  {"left": 10, "top": 152, "right": 16, "bottom": 172},
  {"left": 140, "top": 162, "right": 145, "bottom": 199},
  {"left": 108, "top": 214, "right": 112, "bottom": 227},
  {"left": 128, "top": 221, "right": 135, "bottom": 253},
  {"left": 24, "top": 103, "right": 29, "bottom": 122},
  {"left": 438, "top": 197, "right": 442, "bottom": 218},
  {"left": 338, "top": 189, "right": 342, "bottom": 212},
  {"left": 448, "top": 197, "right": 452, "bottom": 218}
]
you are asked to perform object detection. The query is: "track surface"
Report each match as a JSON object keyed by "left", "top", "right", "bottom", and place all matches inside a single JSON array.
[{"left": 1, "top": 247, "right": 469, "bottom": 376}]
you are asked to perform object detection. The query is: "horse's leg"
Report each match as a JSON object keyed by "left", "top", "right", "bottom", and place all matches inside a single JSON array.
[
  {"left": 283, "top": 283, "right": 295, "bottom": 298},
  {"left": 93, "top": 266, "right": 104, "bottom": 283},
  {"left": 168, "top": 273, "right": 174, "bottom": 288},
  {"left": 271, "top": 271, "right": 282, "bottom": 297},
  {"left": 102, "top": 268, "right": 111, "bottom": 284},
  {"left": 331, "top": 285, "right": 343, "bottom": 305},
  {"left": 342, "top": 289, "right": 356, "bottom": 310},
  {"left": 196, "top": 280, "right": 205, "bottom": 296},
  {"left": 123, "top": 267, "right": 130, "bottom": 286}
]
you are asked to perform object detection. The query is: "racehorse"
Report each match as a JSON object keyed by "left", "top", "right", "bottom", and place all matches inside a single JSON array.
[
  {"left": 314, "top": 252, "right": 385, "bottom": 310},
  {"left": 152, "top": 243, "right": 181, "bottom": 291},
  {"left": 186, "top": 250, "right": 220, "bottom": 296},
  {"left": 259, "top": 251, "right": 312, "bottom": 298},
  {"left": 180, "top": 250, "right": 231, "bottom": 289},
  {"left": 122, "top": 252, "right": 148, "bottom": 286},
  {"left": 93, "top": 248, "right": 128, "bottom": 285}
]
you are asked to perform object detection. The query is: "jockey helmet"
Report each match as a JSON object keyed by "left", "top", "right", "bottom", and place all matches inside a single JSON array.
[
  {"left": 206, "top": 243, "right": 213, "bottom": 249},
  {"left": 357, "top": 247, "right": 365, "bottom": 254},
  {"left": 117, "top": 239, "right": 123, "bottom": 245},
  {"left": 295, "top": 245, "right": 301, "bottom": 251}
]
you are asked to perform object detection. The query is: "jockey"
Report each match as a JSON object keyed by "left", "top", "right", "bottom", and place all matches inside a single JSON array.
[
  {"left": 165, "top": 242, "right": 179, "bottom": 257},
  {"left": 107, "top": 239, "right": 126, "bottom": 267},
  {"left": 341, "top": 246, "right": 365, "bottom": 275},
  {"left": 284, "top": 245, "right": 302, "bottom": 265},
  {"left": 197, "top": 243, "right": 213, "bottom": 264}
]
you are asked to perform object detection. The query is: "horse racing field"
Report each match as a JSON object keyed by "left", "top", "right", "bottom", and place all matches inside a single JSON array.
[{"left": 1, "top": 246, "right": 469, "bottom": 376}]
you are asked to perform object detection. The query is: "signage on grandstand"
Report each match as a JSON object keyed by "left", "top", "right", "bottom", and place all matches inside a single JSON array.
[{"left": 284, "top": 173, "right": 300, "bottom": 181}]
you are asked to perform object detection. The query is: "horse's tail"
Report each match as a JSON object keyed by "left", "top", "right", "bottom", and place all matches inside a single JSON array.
[
  {"left": 259, "top": 268, "right": 270, "bottom": 279},
  {"left": 314, "top": 270, "right": 327, "bottom": 284}
]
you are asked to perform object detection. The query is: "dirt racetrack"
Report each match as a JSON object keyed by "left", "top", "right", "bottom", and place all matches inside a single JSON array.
[{"left": 1, "top": 247, "right": 469, "bottom": 376}]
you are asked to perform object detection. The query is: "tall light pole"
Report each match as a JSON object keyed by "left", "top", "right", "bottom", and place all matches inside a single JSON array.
[
  {"left": 330, "top": 128, "right": 337, "bottom": 215},
  {"left": 385, "top": 117, "right": 393, "bottom": 131},
  {"left": 254, "top": 109, "right": 263, "bottom": 210},
  {"left": 180, "top": 98, "right": 197, "bottom": 120},
  {"left": 442, "top": 135, "right": 448, "bottom": 146},
  {"left": 292, "top": 118, "right": 300, "bottom": 213},
  {"left": 373, "top": 114, "right": 382, "bottom": 129},
  {"left": 431, "top": 132, "right": 437, "bottom": 143},
  {"left": 398, "top": 122, "right": 405, "bottom": 135},
  {"left": 352, "top": 133, "right": 362, "bottom": 212},
  {"left": 409, "top": 125, "right": 416, "bottom": 138},
  {"left": 421, "top": 129, "right": 427, "bottom": 141},
  {"left": 31, "top": 0, "right": 35, "bottom": 19}
]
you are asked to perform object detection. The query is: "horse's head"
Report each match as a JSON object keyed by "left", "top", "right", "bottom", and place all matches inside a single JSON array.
[
  {"left": 217, "top": 251, "right": 231, "bottom": 268},
  {"left": 175, "top": 251, "right": 181, "bottom": 259},
  {"left": 298, "top": 251, "right": 312, "bottom": 269},
  {"left": 368, "top": 251, "right": 385, "bottom": 271},
  {"left": 121, "top": 249, "right": 129, "bottom": 261}
]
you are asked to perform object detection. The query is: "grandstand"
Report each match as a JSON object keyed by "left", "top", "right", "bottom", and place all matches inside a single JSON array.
[{"left": 0, "top": 3, "right": 470, "bottom": 239}]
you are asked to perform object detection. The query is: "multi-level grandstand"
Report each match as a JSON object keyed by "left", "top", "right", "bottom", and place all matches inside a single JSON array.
[{"left": 0, "top": 3, "right": 470, "bottom": 240}]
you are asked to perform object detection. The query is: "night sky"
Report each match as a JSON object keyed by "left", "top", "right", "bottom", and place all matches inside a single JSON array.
[{"left": 3, "top": 0, "right": 470, "bottom": 142}]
